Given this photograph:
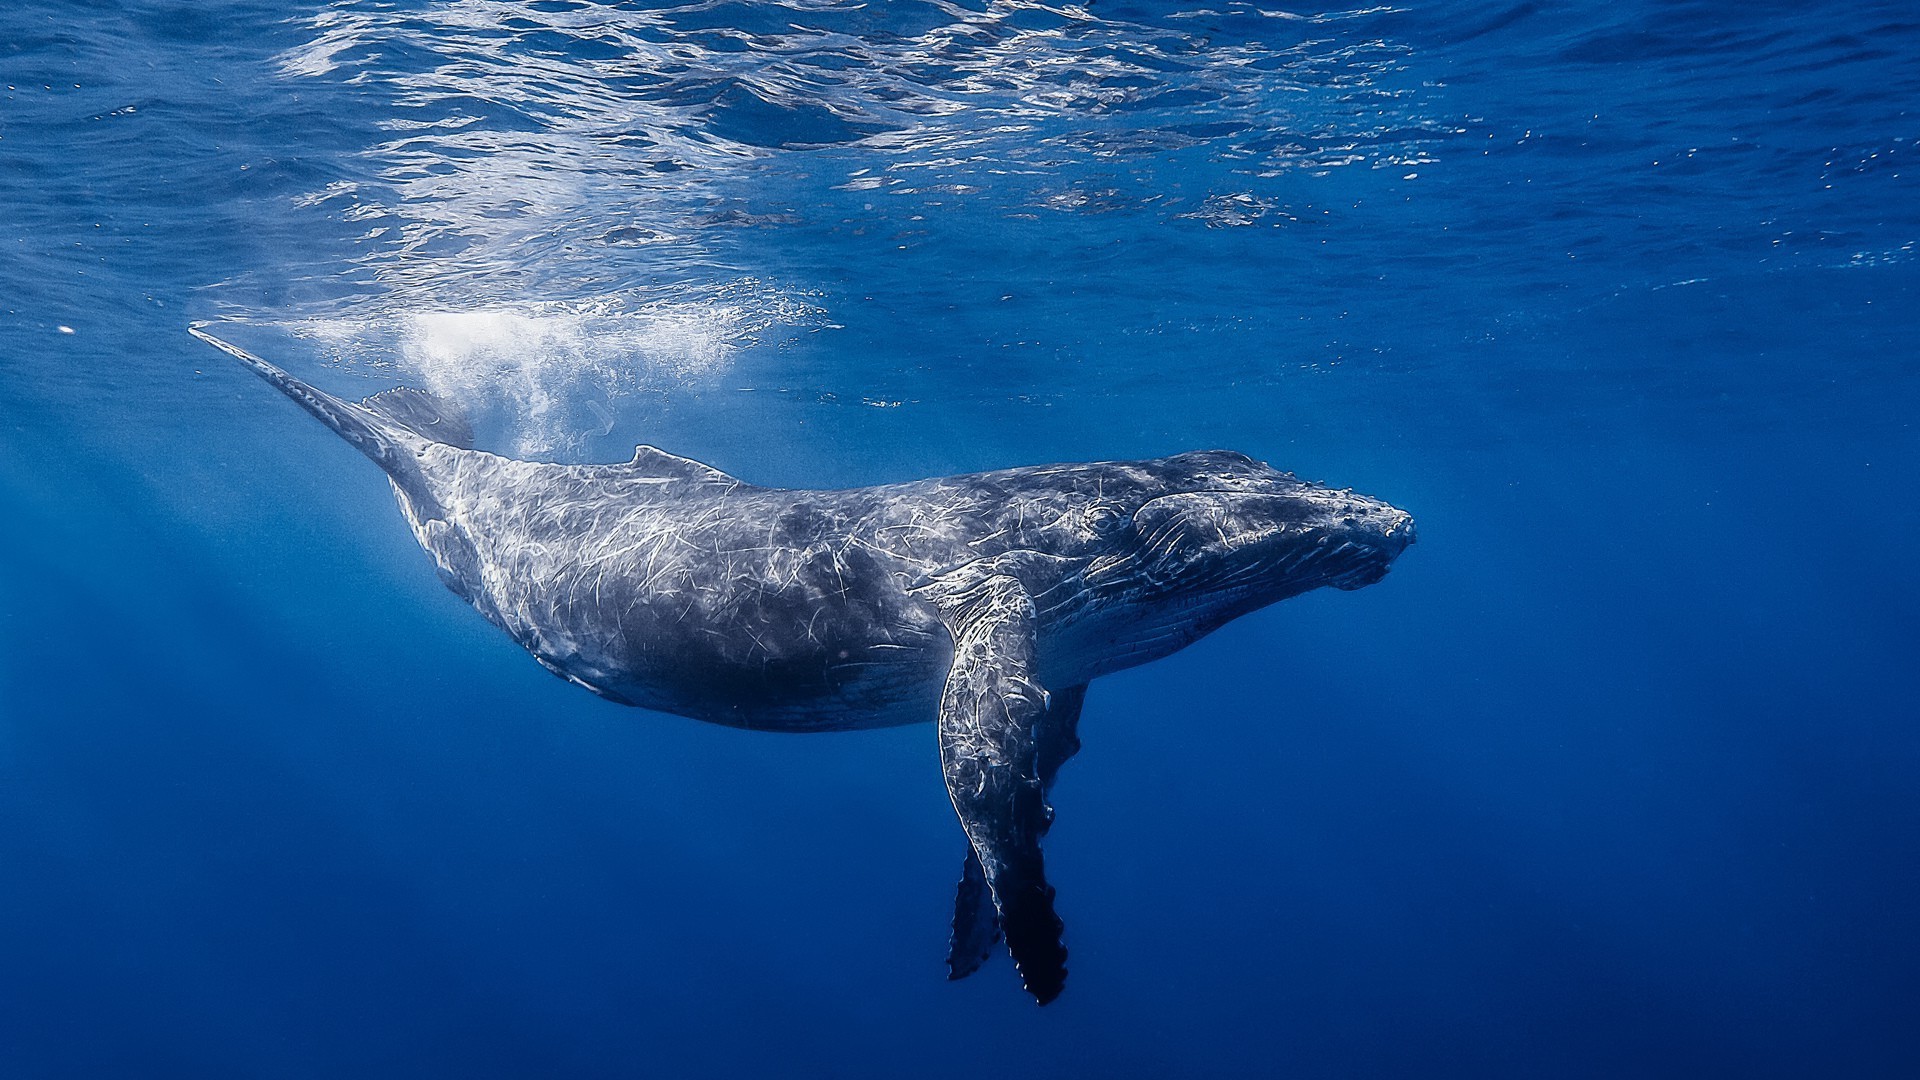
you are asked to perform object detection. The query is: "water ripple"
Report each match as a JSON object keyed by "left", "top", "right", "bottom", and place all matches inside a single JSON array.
[
  {"left": 254, "top": 0, "right": 1449, "bottom": 447},
  {"left": 274, "top": 0, "right": 1444, "bottom": 302}
]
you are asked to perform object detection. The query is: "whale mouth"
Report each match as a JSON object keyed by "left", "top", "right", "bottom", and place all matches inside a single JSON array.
[
  {"left": 1330, "top": 509, "right": 1415, "bottom": 589},
  {"left": 1331, "top": 560, "right": 1393, "bottom": 590},
  {"left": 1387, "top": 511, "right": 1418, "bottom": 549}
]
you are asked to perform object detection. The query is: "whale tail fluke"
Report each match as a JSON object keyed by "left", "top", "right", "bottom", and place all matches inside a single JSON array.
[
  {"left": 187, "top": 323, "right": 479, "bottom": 531},
  {"left": 188, "top": 324, "right": 472, "bottom": 463}
]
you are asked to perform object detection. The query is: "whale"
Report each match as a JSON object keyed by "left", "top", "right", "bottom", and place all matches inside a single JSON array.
[{"left": 191, "top": 325, "right": 1415, "bottom": 1004}]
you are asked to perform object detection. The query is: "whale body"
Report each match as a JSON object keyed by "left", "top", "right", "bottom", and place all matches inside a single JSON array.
[{"left": 192, "top": 326, "right": 1415, "bottom": 1004}]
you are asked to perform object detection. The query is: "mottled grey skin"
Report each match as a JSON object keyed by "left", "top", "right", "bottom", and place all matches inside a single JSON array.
[{"left": 192, "top": 326, "right": 1415, "bottom": 1005}]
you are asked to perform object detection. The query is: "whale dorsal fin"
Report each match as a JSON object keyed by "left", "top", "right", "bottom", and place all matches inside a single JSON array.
[
  {"left": 359, "top": 387, "right": 474, "bottom": 449},
  {"left": 618, "top": 444, "right": 738, "bottom": 484},
  {"left": 916, "top": 566, "right": 1070, "bottom": 1005}
]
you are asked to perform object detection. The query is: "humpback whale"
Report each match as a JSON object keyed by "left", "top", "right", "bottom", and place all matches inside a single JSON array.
[{"left": 191, "top": 325, "right": 1414, "bottom": 1004}]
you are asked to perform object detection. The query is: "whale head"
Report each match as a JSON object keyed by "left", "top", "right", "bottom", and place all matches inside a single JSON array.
[
  {"left": 1065, "top": 452, "right": 1413, "bottom": 656},
  {"left": 1129, "top": 450, "right": 1412, "bottom": 589}
]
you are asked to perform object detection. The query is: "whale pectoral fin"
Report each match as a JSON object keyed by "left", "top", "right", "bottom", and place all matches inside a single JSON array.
[
  {"left": 929, "top": 572, "right": 1069, "bottom": 1004},
  {"left": 945, "top": 682, "right": 1086, "bottom": 983},
  {"left": 1035, "top": 683, "right": 1087, "bottom": 790},
  {"left": 946, "top": 848, "right": 999, "bottom": 980}
]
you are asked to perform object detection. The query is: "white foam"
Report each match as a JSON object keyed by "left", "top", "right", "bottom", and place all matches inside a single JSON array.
[
  {"left": 289, "top": 289, "right": 817, "bottom": 456},
  {"left": 404, "top": 305, "right": 723, "bottom": 451}
]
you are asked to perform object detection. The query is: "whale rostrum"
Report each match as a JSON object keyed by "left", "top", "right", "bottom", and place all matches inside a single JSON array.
[{"left": 192, "top": 325, "right": 1415, "bottom": 1004}]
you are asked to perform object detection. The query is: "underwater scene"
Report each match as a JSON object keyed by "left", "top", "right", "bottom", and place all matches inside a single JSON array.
[{"left": 2, "top": 1, "right": 1916, "bottom": 1076}]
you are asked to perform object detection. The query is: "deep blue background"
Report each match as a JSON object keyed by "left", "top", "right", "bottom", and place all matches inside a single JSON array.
[{"left": 3, "top": 2, "right": 1916, "bottom": 1076}]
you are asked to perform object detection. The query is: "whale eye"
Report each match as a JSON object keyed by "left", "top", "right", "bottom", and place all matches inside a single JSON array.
[{"left": 1085, "top": 504, "right": 1125, "bottom": 534}]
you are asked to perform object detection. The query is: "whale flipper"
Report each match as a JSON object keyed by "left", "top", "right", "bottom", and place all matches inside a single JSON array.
[
  {"left": 927, "top": 569, "right": 1069, "bottom": 1004},
  {"left": 946, "top": 849, "right": 998, "bottom": 980},
  {"left": 946, "top": 682, "right": 1085, "bottom": 982}
]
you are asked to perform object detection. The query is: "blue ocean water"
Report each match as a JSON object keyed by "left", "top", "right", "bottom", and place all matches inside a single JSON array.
[{"left": 3, "top": 0, "right": 1916, "bottom": 1075}]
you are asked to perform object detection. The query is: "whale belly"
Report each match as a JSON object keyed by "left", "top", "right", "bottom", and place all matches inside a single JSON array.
[{"left": 464, "top": 520, "right": 952, "bottom": 731}]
